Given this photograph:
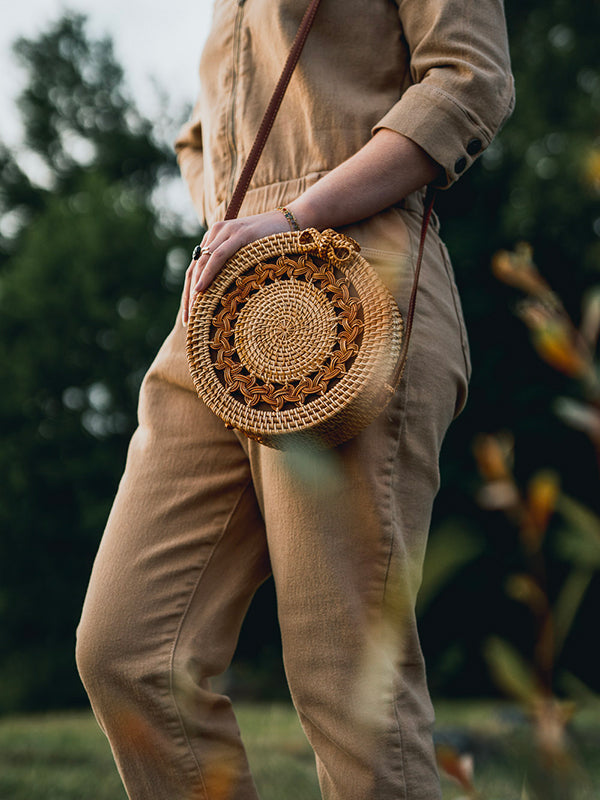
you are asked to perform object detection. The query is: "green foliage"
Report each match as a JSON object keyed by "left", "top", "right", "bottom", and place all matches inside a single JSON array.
[
  {"left": 484, "top": 637, "right": 542, "bottom": 706},
  {"left": 435, "top": 0, "right": 600, "bottom": 465},
  {"left": 0, "top": 707, "right": 319, "bottom": 800},
  {"left": 0, "top": 14, "right": 187, "bottom": 712},
  {"left": 423, "top": 0, "right": 600, "bottom": 696},
  {"left": 0, "top": 712, "right": 127, "bottom": 799},
  {"left": 12, "top": 15, "right": 161, "bottom": 190},
  {"left": 1, "top": 704, "right": 599, "bottom": 799}
]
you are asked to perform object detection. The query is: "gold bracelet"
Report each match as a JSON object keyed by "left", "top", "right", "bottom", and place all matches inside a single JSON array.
[{"left": 276, "top": 206, "right": 301, "bottom": 231}]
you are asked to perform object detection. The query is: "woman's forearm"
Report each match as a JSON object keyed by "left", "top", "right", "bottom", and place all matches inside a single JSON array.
[
  {"left": 182, "top": 128, "right": 439, "bottom": 323},
  {"left": 287, "top": 128, "right": 440, "bottom": 230}
]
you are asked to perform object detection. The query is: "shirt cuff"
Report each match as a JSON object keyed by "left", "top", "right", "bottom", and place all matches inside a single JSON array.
[{"left": 373, "top": 82, "right": 507, "bottom": 189}]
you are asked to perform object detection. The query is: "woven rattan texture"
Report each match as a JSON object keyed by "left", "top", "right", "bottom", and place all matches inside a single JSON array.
[
  {"left": 186, "top": 229, "right": 403, "bottom": 449},
  {"left": 234, "top": 279, "right": 338, "bottom": 383}
]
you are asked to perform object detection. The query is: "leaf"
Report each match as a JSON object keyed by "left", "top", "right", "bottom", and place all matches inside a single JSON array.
[
  {"left": 528, "top": 470, "right": 560, "bottom": 532},
  {"left": 580, "top": 286, "right": 600, "bottom": 350},
  {"left": 491, "top": 242, "right": 552, "bottom": 297},
  {"left": 554, "top": 397, "right": 600, "bottom": 443},
  {"left": 476, "top": 480, "right": 522, "bottom": 512},
  {"left": 506, "top": 573, "right": 547, "bottom": 615},
  {"left": 559, "top": 670, "right": 600, "bottom": 709},
  {"left": 484, "top": 637, "right": 542, "bottom": 705},
  {"left": 417, "top": 524, "right": 483, "bottom": 614},
  {"left": 520, "top": 470, "right": 560, "bottom": 551},
  {"left": 473, "top": 432, "right": 515, "bottom": 481},
  {"left": 435, "top": 744, "right": 476, "bottom": 794},
  {"left": 582, "top": 146, "right": 600, "bottom": 192},
  {"left": 553, "top": 569, "right": 595, "bottom": 657},
  {"left": 558, "top": 494, "right": 600, "bottom": 537},
  {"left": 555, "top": 495, "right": 600, "bottom": 567},
  {"left": 519, "top": 304, "right": 591, "bottom": 379}
]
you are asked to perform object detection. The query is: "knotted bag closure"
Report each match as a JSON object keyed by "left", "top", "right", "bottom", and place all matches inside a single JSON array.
[{"left": 297, "top": 228, "right": 361, "bottom": 266}]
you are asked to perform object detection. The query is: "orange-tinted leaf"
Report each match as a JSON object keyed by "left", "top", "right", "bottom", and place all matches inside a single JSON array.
[
  {"left": 528, "top": 471, "right": 560, "bottom": 529},
  {"left": 520, "top": 470, "right": 560, "bottom": 551},
  {"left": 492, "top": 243, "right": 551, "bottom": 297},
  {"left": 436, "top": 744, "right": 476, "bottom": 793},
  {"left": 531, "top": 327, "right": 590, "bottom": 378},
  {"left": 473, "top": 432, "right": 514, "bottom": 481},
  {"left": 582, "top": 147, "right": 600, "bottom": 192}
]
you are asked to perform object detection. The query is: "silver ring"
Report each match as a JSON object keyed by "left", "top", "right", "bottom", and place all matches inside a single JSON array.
[
  {"left": 201, "top": 246, "right": 212, "bottom": 257},
  {"left": 192, "top": 245, "right": 202, "bottom": 260}
]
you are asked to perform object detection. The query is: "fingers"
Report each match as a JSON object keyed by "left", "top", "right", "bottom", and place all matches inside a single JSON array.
[
  {"left": 180, "top": 262, "right": 194, "bottom": 327},
  {"left": 186, "top": 223, "right": 243, "bottom": 316},
  {"left": 193, "top": 237, "right": 243, "bottom": 293},
  {"left": 181, "top": 211, "right": 288, "bottom": 326},
  {"left": 180, "top": 238, "right": 228, "bottom": 327},
  {"left": 181, "top": 230, "right": 213, "bottom": 326},
  {"left": 194, "top": 221, "right": 241, "bottom": 287}
]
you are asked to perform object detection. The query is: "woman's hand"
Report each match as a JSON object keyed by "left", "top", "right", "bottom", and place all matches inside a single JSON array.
[
  {"left": 181, "top": 129, "right": 441, "bottom": 326},
  {"left": 181, "top": 209, "right": 291, "bottom": 326}
]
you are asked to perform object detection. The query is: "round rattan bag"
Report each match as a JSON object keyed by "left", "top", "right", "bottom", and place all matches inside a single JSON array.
[{"left": 186, "top": 227, "right": 404, "bottom": 450}]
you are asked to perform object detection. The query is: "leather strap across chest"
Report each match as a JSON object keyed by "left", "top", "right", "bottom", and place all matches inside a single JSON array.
[{"left": 224, "top": 0, "right": 434, "bottom": 392}]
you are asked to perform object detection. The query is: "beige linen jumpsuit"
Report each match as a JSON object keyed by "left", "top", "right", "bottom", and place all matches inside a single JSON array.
[{"left": 76, "top": 1, "right": 515, "bottom": 799}]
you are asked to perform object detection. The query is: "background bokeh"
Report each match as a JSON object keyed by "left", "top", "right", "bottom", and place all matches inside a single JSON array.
[{"left": 0, "top": 0, "right": 599, "bottom": 715}]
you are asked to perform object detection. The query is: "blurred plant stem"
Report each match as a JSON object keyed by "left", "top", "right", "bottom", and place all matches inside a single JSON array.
[{"left": 458, "top": 245, "right": 600, "bottom": 798}]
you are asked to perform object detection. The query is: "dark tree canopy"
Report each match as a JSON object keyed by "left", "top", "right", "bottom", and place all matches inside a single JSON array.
[{"left": 0, "top": 14, "right": 188, "bottom": 712}]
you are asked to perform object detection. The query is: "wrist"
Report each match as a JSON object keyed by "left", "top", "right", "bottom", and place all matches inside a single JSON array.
[
  {"left": 276, "top": 206, "right": 301, "bottom": 232},
  {"left": 286, "top": 196, "right": 323, "bottom": 231}
]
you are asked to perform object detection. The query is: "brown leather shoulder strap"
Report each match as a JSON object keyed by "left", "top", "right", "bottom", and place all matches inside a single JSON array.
[
  {"left": 224, "top": 0, "right": 323, "bottom": 220},
  {"left": 390, "top": 187, "right": 437, "bottom": 390},
  {"left": 224, "top": 0, "right": 436, "bottom": 390}
]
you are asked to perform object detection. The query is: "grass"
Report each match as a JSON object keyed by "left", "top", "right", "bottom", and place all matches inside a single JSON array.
[{"left": 0, "top": 701, "right": 598, "bottom": 799}]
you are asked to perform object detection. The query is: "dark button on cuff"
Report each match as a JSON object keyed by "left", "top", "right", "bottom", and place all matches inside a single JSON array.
[
  {"left": 466, "top": 138, "right": 482, "bottom": 155},
  {"left": 454, "top": 156, "right": 467, "bottom": 174}
]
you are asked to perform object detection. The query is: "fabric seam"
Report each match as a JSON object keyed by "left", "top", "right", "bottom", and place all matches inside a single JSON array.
[
  {"left": 380, "top": 347, "right": 413, "bottom": 799},
  {"left": 427, "top": 84, "right": 490, "bottom": 140},
  {"left": 438, "top": 242, "right": 471, "bottom": 380},
  {"left": 297, "top": 709, "right": 358, "bottom": 762},
  {"left": 382, "top": 378, "right": 411, "bottom": 800},
  {"left": 379, "top": 213, "right": 418, "bottom": 795},
  {"left": 167, "top": 477, "right": 255, "bottom": 795}
]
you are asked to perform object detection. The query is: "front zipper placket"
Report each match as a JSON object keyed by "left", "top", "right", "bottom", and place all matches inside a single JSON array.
[{"left": 225, "top": 0, "right": 246, "bottom": 209}]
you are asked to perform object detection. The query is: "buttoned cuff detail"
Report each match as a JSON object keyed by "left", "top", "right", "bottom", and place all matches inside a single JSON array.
[{"left": 372, "top": 83, "right": 492, "bottom": 189}]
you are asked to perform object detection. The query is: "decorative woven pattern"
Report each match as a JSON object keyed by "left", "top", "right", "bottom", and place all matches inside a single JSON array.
[{"left": 186, "top": 228, "right": 404, "bottom": 449}]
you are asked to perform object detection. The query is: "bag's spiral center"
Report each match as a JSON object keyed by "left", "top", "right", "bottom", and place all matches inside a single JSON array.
[{"left": 234, "top": 280, "right": 338, "bottom": 383}]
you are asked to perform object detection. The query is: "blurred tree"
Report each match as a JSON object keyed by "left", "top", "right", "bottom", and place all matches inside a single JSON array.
[{"left": 0, "top": 14, "right": 189, "bottom": 712}]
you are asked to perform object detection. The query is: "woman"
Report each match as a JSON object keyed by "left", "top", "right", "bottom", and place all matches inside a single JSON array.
[{"left": 76, "top": 1, "right": 514, "bottom": 798}]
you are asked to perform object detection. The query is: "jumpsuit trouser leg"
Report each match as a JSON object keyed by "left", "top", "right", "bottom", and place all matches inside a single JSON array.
[{"left": 76, "top": 209, "right": 470, "bottom": 800}]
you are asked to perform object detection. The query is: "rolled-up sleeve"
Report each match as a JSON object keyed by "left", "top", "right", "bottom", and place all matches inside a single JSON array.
[
  {"left": 374, "top": 0, "right": 515, "bottom": 188},
  {"left": 174, "top": 97, "right": 206, "bottom": 226}
]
